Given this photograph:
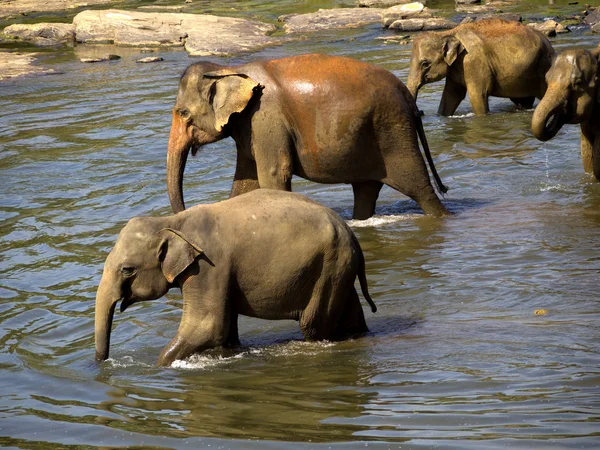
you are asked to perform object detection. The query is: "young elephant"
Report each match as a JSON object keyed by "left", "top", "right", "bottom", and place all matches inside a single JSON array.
[
  {"left": 407, "top": 19, "right": 555, "bottom": 116},
  {"left": 94, "top": 189, "right": 377, "bottom": 367},
  {"left": 532, "top": 45, "right": 600, "bottom": 181},
  {"left": 167, "top": 53, "right": 449, "bottom": 220}
]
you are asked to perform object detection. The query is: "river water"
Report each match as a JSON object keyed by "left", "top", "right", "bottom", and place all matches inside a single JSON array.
[{"left": 1, "top": 1, "right": 599, "bottom": 448}]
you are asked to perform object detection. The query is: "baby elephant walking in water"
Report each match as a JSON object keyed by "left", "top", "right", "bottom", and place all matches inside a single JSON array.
[{"left": 94, "top": 189, "right": 377, "bottom": 366}]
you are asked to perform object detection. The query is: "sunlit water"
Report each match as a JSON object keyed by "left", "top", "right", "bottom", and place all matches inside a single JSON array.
[{"left": 1, "top": 0, "right": 599, "bottom": 448}]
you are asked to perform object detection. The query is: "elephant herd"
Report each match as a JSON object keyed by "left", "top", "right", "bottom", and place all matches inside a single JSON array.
[{"left": 95, "top": 18, "right": 600, "bottom": 366}]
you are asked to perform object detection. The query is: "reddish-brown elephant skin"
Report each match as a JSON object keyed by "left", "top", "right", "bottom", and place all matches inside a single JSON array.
[{"left": 167, "top": 53, "right": 449, "bottom": 220}]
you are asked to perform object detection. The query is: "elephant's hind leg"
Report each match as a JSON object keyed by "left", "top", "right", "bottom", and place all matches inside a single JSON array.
[
  {"left": 352, "top": 181, "right": 383, "bottom": 220},
  {"left": 335, "top": 287, "right": 368, "bottom": 339},
  {"left": 510, "top": 96, "right": 535, "bottom": 109}
]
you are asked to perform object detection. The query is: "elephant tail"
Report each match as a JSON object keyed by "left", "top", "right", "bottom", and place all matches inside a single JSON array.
[
  {"left": 416, "top": 113, "right": 449, "bottom": 195},
  {"left": 352, "top": 233, "right": 377, "bottom": 313}
]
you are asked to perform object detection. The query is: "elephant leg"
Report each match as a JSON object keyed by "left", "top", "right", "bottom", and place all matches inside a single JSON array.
[
  {"left": 382, "top": 152, "right": 449, "bottom": 217},
  {"left": 157, "top": 276, "right": 231, "bottom": 366},
  {"left": 438, "top": 79, "right": 467, "bottom": 116},
  {"left": 231, "top": 155, "right": 260, "bottom": 198},
  {"left": 335, "top": 287, "right": 368, "bottom": 339},
  {"left": 510, "top": 96, "right": 535, "bottom": 109},
  {"left": 467, "top": 87, "right": 490, "bottom": 115},
  {"left": 580, "top": 121, "right": 596, "bottom": 176},
  {"left": 352, "top": 181, "right": 383, "bottom": 220},
  {"left": 224, "top": 311, "right": 240, "bottom": 347}
]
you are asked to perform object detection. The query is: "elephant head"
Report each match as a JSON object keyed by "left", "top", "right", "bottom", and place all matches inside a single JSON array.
[
  {"left": 531, "top": 47, "right": 600, "bottom": 142},
  {"left": 95, "top": 218, "right": 203, "bottom": 362},
  {"left": 407, "top": 33, "right": 464, "bottom": 100},
  {"left": 167, "top": 63, "right": 262, "bottom": 213}
]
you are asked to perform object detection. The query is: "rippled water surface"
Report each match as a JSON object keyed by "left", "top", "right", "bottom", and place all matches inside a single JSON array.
[{"left": 1, "top": 1, "right": 600, "bottom": 448}]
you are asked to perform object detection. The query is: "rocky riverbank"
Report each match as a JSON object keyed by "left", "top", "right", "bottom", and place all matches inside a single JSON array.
[{"left": 1, "top": 1, "right": 599, "bottom": 80}]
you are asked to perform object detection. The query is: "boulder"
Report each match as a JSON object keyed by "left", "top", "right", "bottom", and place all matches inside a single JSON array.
[
  {"left": 2, "top": 23, "right": 75, "bottom": 47},
  {"left": 0, "top": 51, "right": 55, "bottom": 80},
  {"left": 280, "top": 8, "right": 384, "bottom": 33},
  {"left": 387, "top": 17, "right": 456, "bottom": 31},
  {"left": 583, "top": 8, "right": 600, "bottom": 33},
  {"left": 137, "top": 56, "right": 163, "bottom": 63},
  {"left": 527, "top": 19, "right": 570, "bottom": 37},
  {"left": 0, "top": 0, "right": 114, "bottom": 20},
  {"left": 72, "top": 9, "right": 279, "bottom": 56},
  {"left": 382, "top": 3, "right": 432, "bottom": 27},
  {"left": 460, "top": 13, "right": 522, "bottom": 24},
  {"left": 358, "top": 0, "right": 426, "bottom": 6}
]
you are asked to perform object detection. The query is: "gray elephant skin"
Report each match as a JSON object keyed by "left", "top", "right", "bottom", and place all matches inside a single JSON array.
[
  {"left": 407, "top": 19, "right": 555, "bottom": 116},
  {"left": 532, "top": 44, "right": 600, "bottom": 181},
  {"left": 95, "top": 189, "right": 377, "bottom": 367},
  {"left": 167, "top": 53, "right": 449, "bottom": 220}
]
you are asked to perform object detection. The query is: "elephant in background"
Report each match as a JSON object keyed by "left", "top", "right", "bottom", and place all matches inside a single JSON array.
[
  {"left": 94, "top": 189, "right": 377, "bottom": 367},
  {"left": 167, "top": 53, "right": 449, "bottom": 220},
  {"left": 532, "top": 45, "right": 600, "bottom": 180},
  {"left": 407, "top": 19, "right": 555, "bottom": 116}
]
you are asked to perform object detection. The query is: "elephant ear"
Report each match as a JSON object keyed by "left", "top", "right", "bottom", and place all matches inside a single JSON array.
[
  {"left": 591, "top": 46, "right": 600, "bottom": 103},
  {"left": 442, "top": 35, "right": 464, "bottom": 66},
  {"left": 201, "top": 70, "right": 261, "bottom": 132},
  {"left": 452, "top": 28, "right": 484, "bottom": 63},
  {"left": 158, "top": 228, "right": 204, "bottom": 283}
]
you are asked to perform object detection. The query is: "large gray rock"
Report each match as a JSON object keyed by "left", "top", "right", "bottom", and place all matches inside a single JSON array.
[
  {"left": 0, "top": 51, "right": 55, "bottom": 80},
  {"left": 527, "top": 19, "right": 570, "bottom": 37},
  {"left": 3, "top": 23, "right": 75, "bottom": 47},
  {"left": 358, "top": 0, "right": 426, "bottom": 6},
  {"left": 584, "top": 8, "right": 600, "bottom": 33},
  {"left": 280, "top": 8, "right": 384, "bottom": 33},
  {"left": 387, "top": 17, "right": 456, "bottom": 31},
  {"left": 0, "top": 0, "right": 114, "bottom": 20},
  {"left": 72, "top": 9, "right": 279, "bottom": 56},
  {"left": 382, "top": 3, "right": 432, "bottom": 27}
]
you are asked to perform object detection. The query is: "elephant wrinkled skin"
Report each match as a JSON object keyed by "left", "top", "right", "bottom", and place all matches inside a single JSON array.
[
  {"left": 94, "top": 189, "right": 377, "bottom": 367},
  {"left": 167, "top": 53, "right": 449, "bottom": 220},
  {"left": 532, "top": 45, "right": 600, "bottom": 180},
  {"left": 407, "top": 19, "right": 555, "bottom": 116}
]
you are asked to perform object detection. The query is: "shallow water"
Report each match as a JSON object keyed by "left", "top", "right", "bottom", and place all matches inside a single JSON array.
[{"left": 1, "top": 1, "right": 600, "bottom": 448}]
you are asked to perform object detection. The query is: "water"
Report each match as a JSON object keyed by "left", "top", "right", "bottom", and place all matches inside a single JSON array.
[{"left": 1, "top": 1, "right": 600, "bottom": 448}]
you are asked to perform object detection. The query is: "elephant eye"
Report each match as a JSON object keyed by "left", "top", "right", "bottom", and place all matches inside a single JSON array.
[
  {"left": 178, "top": 108, "right": 192, "bottom": 121},
  {"left": 420, "top": 60, "right": 431, "bottom": 69},
  {"left": 120, "top": 266, "right": 137, "bottom": 278}
]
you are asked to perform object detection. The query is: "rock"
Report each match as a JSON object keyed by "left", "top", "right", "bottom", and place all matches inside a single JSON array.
[
  {"left": 80, "top": 54, "right": 121, "bottom": 63},
  {"left": 280, "top": 8, "right": 384, "bottom": 33},
  {"left": 2, "top": 23, "right": 75, "bottom": 47},
  {"left": 377, "top": 34, "right": 412, "bottom": 44},
  {"left": 0, "top": 0, "right": 114, "bottom": 20},
  {"left": 460, "top": 12, "right": 522, "bottom": 24},
  {"left": 382, "top": 3, "right": 432, "bottom": 27},
  {"left": 583, "top": 8, "right": 600, "bottom": 32},
  {"left": 527, "top": 19, "right": 570, "bottom": 37},
  {"left": 358, "top": 0, "right": 426, "bottom": 6},
  {"left": 136, "top": 56, "right": 163, "bottom": 63},
  {"left": 387, "top": 17, "right": 456, "bottom": 31},
  {"left": 0, "top": 51, "right": 55, "bottom": 80},
  {"left": 72, "top": 9, "right": 279, "bottom": 56}
]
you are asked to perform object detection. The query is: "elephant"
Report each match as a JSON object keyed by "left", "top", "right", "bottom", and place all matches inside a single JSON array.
[
  {"left": 167, "top": 53, "right": 449, "bottom": 220},
  {"left": 532, "top": 45, "right": 600, "bottom": 181},
  {"left": 94, "top": 189, "right": 377, "bottom": 367},
  {"left": 407, "top": 19, "right": 555, "bottom": 116}
]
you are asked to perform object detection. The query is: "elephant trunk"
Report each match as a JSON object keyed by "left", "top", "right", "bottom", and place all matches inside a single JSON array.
[
  {"left": 532, "top": 88, "right": 567, "bottom": 142},
  {"left": 407, "top": 76, "right": 420, "bottom": 101},
  {"left": 94, "top": 271, "right": 120, "bottom": 361},
  {"left": 167, "top": 110, "right": 192, "bottom": 214}
]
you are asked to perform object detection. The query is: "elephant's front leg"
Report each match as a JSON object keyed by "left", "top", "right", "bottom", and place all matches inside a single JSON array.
[
  {"left": 254, "top": 144, "right": 293, "bottom": 191},
  {"left": 157, "top": 278, "right": 231, "bottom": 366},
  {"left": 580, "top": 117, "right": 600, "bottom": 180},
  {"left": 231, "top": 154, "right": 260, "bottom": 198},
  {"left": 438, "top": 79, "right": 467, "bottom": 116}
]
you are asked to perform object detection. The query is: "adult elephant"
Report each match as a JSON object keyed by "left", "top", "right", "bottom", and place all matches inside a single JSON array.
[
  {"left": 532, "top": 45, "right": 600, "bottom": 180},
  {"left": 167, "top": 54, "right": 449, "bottom": 220},
  {"left": 407, "top": 19, "right": 555, "bottom": 116}
]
